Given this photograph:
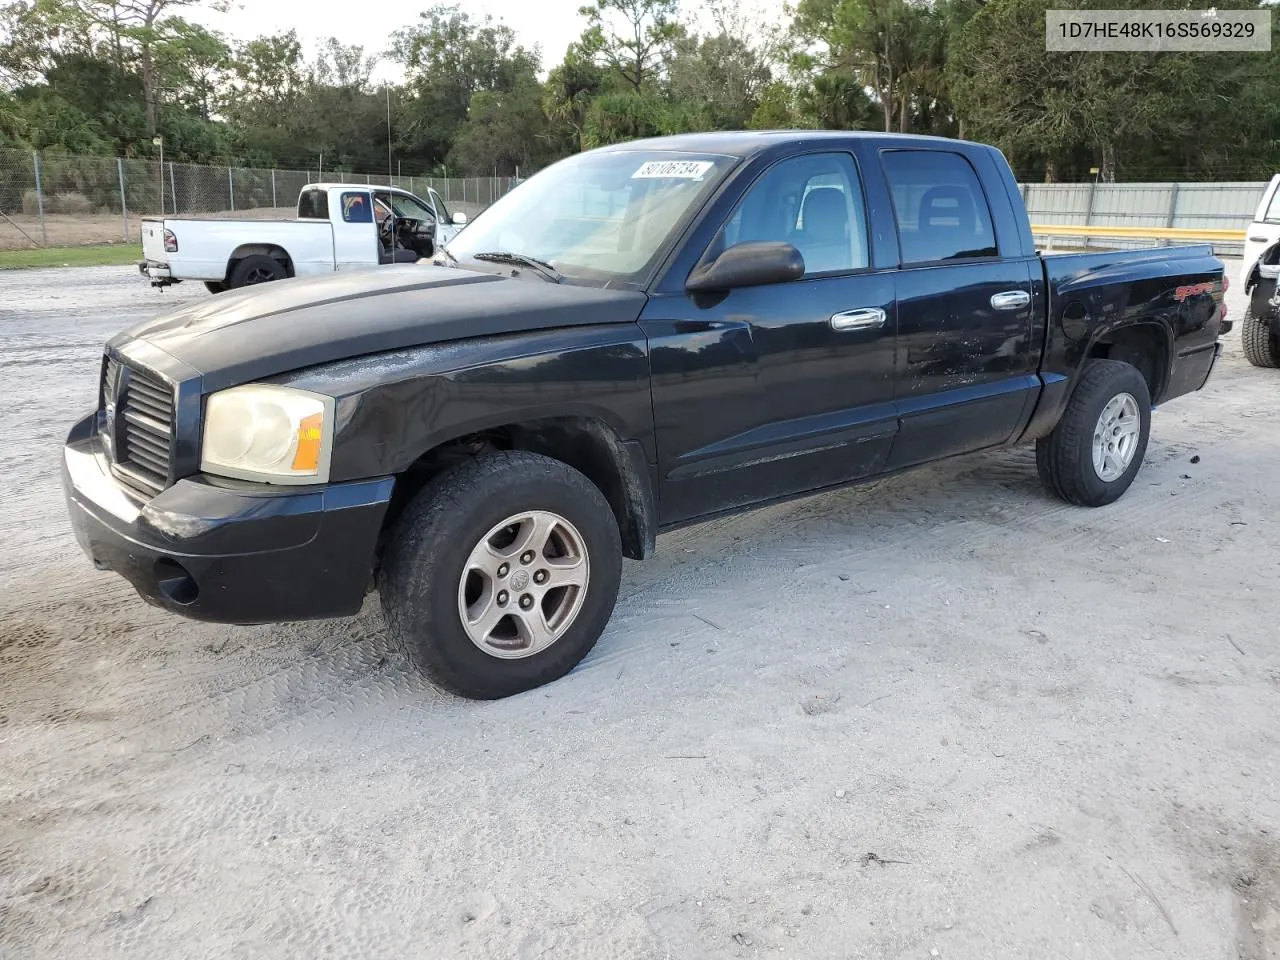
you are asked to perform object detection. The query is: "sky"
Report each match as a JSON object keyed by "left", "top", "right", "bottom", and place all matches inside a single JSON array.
[{"left": 192, "top": 0, "right": 588, "bottom": 81}]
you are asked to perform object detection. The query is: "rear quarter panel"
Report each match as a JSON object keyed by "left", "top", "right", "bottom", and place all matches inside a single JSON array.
[{"left": 1022, "top": 245, "right": 1224, "bottom": 439}]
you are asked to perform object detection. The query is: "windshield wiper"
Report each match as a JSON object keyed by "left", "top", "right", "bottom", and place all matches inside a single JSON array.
[{"left": 471, "top": 251, "right": 563, "bottom": 283}]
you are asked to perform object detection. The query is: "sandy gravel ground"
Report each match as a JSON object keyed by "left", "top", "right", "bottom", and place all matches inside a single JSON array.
[{"left": 1, "top": 263, "right": 1278, "bottom": 960}]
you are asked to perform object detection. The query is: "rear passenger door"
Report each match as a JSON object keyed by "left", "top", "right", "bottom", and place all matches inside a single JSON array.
[{"left": 878, "top": 149, "right": 1040, "bottom": 469}]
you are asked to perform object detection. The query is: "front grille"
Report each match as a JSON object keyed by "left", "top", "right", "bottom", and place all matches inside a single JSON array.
[{"left": 103, "top": 357, "right": 174, "bottom": 496}]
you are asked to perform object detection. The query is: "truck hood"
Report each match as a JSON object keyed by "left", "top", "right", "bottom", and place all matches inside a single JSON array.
[{"left": 112, "top": 266, "right": 649, "bottom": 392}]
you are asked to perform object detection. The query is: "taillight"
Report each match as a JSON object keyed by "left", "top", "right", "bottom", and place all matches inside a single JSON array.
[
  {"left": 1223, "top": 274, "right": 1230, "bottom": 293},
  {"left": 163, "top": 229, "right": 178, "bottom": 253}
]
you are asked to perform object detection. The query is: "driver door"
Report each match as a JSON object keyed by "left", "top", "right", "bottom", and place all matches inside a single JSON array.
[
  {"left": 641, "top": 150, "right": 899, "bottom": 523},
  {"left": 332, "top": 189, "right": 381, "bottom": 270}
]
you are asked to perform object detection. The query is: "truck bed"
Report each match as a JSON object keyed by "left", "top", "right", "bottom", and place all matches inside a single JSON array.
[{"left": 1018, "top": 242, "right": 1225, "bottom": 442}]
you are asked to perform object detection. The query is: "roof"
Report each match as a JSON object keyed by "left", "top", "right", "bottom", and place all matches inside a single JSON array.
[
  {"left": 596, "top": 129, "right": 984, "bottom": 159},
  {"left": 305, "top": 182, "right": 407, "bottom": 192}
]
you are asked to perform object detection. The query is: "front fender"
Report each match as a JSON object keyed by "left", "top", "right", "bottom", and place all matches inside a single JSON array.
[{"left": 270, "top": 325, "right": 657, "bottom": 482}]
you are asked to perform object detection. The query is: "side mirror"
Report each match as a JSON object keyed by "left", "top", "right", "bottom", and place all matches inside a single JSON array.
[
  {"left": 685, "top": 242, "right": 805, "bottom": 294},
  {"left": 451, "top": 211, "right": 468, "bottom": 226}
]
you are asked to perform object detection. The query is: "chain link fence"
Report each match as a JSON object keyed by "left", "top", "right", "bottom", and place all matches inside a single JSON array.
[
  {"left": 0, "top": 147, "right": 521, "bottom": 250},
  {"left": 0, "top": 145, "right": 1271, "bottom": 253}
]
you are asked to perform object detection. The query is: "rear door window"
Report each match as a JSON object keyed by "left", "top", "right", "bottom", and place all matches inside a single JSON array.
[{"left": 882, "top": 150, "right": 999, "bottom": 264}]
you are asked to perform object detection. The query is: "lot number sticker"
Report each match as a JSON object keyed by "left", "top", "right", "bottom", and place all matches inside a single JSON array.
[{"left": 632, "top": 160, "right": 714, "bottom": 180}]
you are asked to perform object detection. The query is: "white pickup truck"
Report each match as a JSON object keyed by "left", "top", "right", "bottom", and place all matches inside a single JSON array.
[{"left": 139, "top": 182, "right": 468, "bottom": 293}]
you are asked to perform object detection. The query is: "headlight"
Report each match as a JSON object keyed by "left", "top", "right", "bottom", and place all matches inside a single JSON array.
[{"left": 201, "top": 385, "right": 335, "bottom": 484}]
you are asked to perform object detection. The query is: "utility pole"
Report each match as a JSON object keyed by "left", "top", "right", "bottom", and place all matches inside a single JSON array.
[{"left": 152, "top": 136, "right": 164, "bottom": 214}]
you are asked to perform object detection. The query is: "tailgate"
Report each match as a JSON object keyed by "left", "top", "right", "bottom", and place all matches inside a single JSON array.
[{"left": 141, "top": 219, "right": 167, "bottom": 262}]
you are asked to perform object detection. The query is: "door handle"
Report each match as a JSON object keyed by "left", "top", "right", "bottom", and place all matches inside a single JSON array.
[
  {"left": 990, "top": 290, "right": 1031, "bottom": 311},
  {"left": 830, "top": 307, "right": 887, "bottom": 332}
]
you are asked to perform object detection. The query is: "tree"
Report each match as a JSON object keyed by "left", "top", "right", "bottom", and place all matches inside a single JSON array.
[
  {"left": 577, "top": 0, "right": 679, "bottom": 91},
  {"left": 581, "top": 89, "right": 664, "bottom": 147},
  {"left": 450, "top": 76, "right": 553, "bottom": 175},
  {"left": 666, "top": 28, "right": 774, "bottom": 130},
  {"left": 391, "top": 5, "right": 540, "bottom": 169},
  {"left": 0, "top": 0, "right": 96, "bottom": 86},
  {"left": 948, "top": 0, "right": 1254, "bottom": 181},
  {"left": 793, "top": 0, "right": 950, "bottom": 133},
  {"left": 312, "top": 37, "right": 375, "bottom": 91},
  {"left": 59, "top": 0, "right": 218, "bottom": 135},
  {"left": 748, "top": 81, "right": 804, "bottom": 129},
  {"left": 153, "top": 19, "right": 229, "bottom": 121},
  {"left": 222, "top": 31, "right": 305, "bottom": 163},
  {"left": 543, "top": 45, "right": 604, "bottom": 153}
]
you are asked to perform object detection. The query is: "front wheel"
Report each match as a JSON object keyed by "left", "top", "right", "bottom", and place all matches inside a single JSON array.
[
  {"left": 1037, "top": 358, "right": 1152, "bottom": 507},
  {"left": 380, "top": 451, "right": 623, "bottom": 699}
]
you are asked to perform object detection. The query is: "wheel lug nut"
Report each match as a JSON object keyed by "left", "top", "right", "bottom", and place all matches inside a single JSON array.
[
  {"left": 497, "top": 563, "right": 509, "bottom": 578},
  {"left": 534, "top": 570, "right": 547, "bottom": 584},
  {"left": 497, "top": 590, "right": 509, "bottom": 606},
  {"left": 520, "top": 551, "right": 535, "bottom": 565},
  {"left": 520, "top": 594, "right": 533, "bottom": 609}
]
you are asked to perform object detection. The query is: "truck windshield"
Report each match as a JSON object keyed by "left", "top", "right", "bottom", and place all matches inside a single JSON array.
[{"left": 444, "top": 150, "right": 737, "bottom": 286}]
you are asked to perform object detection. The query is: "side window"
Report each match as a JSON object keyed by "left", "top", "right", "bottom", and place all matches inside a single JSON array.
[
  {"left": 1265, "top": 185, "right": 1280, "bottom": 224},
  {"left": 883, "top": 150, "right": 998, "bottom": 264},
  {"left": 721, "top": 152, "right": 869, "bottom": 276},
  {"left": 341, "top": 192, "right": 373, "bottom": 224},
  {"left": 298, "top": 189, "right": 329, "bottom": 220},
  {"left": 429, "top": 189, "right": 451, "bottom": 224}
]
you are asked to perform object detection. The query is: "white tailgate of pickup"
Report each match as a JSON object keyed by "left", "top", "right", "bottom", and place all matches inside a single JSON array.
[{"left": 140, "top": 219, "right": 168, "bottom": 265}]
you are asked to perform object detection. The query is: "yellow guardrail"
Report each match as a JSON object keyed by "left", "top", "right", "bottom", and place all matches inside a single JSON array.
[{"left": 1031, "top": 224, "right": 1246, "bottom": 242}]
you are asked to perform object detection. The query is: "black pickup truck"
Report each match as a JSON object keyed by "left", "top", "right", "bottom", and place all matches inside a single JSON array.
[{"left": 63, "top": 131, "right": 1228, "bottom": 699}]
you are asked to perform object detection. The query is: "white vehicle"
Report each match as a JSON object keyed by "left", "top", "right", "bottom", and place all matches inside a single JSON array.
[
  {"left": 1241, "top": 174, "right": 1280, "bottom": 287},
  {"left": 139, "top": 183, "right": 468, "bottom": 294},
  {"left": 1241, "top": 174, "right": 1280, "bottom": 367}
]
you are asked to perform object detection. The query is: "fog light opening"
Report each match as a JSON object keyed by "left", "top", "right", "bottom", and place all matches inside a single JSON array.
[{"left": 154, "top": 558, "right": 199, "bottom": 606}]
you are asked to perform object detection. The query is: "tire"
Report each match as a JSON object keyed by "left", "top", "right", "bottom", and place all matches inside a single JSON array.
[
  {"left": 204, "top": 281, "right": 228, "bottom": 294},
  {"left": 1242, "top": 300, "right": 1280, "bottom": 368},
  {"left": 1036, "top": 358, "right": 1152, "bottom": 507},
  {"left": 380, "top": 451, "right": 623, "bottom": 699},
  {"left": 227, "top": 254, "right": 286, "bottom": 289}
]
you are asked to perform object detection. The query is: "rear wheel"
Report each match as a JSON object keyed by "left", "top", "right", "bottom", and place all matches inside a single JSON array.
[
  {"left": 227, "top": 254, "right": 286, "bottom": 289},
  {"left": 1037, "top": 358, "right": 1152, "bottom": 507},
  {"left": 1242, "top": 301, "right": 1280, "bottom": 368},
  {"left": 380, "top": 451, "right": 623, "bottom": 699}
]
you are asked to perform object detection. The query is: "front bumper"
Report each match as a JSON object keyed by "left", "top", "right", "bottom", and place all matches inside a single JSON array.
[{"left": 62, "top": 412, "right": 394, "bottom": 625}]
